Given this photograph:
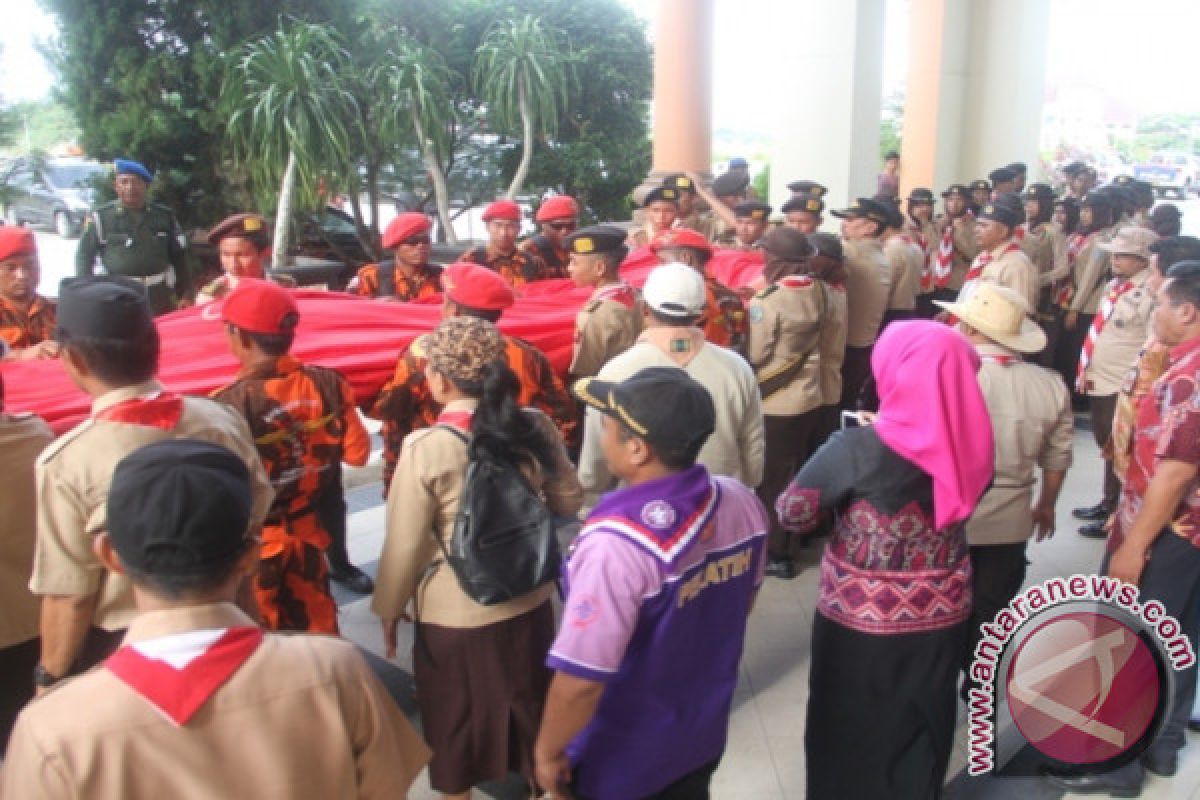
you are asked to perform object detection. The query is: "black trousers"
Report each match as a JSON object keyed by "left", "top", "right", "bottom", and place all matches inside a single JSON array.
[
  {"left": 315, "top": 467, "right": 353, "bottom": 569},
  {"left": 963, "top": 543, "right": 1028, "bottom": 678},
  {"left": 572, "top": 758, "right": 720, "bottom": 800},
  {"left": 1053, "top": 310, "right": 1093, "bottom": 402},
  {"left": 1088, "top": 393, "right": 1121, "bottom": 511},
  {"left": 757, "top": 411, "right": 824, "bottom": 558},
  {"left": 0, "top": 638, "right": 39, "bottom": 751},
  {"left": 840, "top": 345, "right": 874, "bottom": 411}
]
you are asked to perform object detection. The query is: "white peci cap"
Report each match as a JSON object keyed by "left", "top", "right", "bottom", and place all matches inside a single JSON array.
[{"left": 643, "top": 261, "right": 706, "bottom": 318}]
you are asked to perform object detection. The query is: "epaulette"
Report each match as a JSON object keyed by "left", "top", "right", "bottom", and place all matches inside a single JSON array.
[
  {"left": 754, "top": 285, "right": 779, "bottom": 300},
  {"left": 36, "top": 418, "right": 95, "bottom": 466},
  {"left": 583, "top": 299, "right": 601, "bottom": 313}
]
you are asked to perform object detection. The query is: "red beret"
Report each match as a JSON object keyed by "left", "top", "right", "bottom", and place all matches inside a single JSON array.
[
  {"left": 381, "top": 213, "right": 432, "bottom": 249},
  {"left": 481, "top": 200, "right": 521, "bottom": 222},
  {"left": 650, "top": 228, "right": 713, "bottom": 257},
  {"left": 0, "top": 226, "right": 37, "bottom": 262},
  {"left": 207, "top": 213, "right": 268, "bottom": 246},
  {"left": 534, "top": 195, "right": 579, "bottom": 222},
  {"left": 443, "top": 262, "right": 515, "bottom": 311},
  {"left": 220, "top": 279, "right": 298, "bottom": 335}
]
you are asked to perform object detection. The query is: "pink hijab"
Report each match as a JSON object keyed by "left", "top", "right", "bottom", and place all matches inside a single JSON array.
[{"left": 870, "top": 320, "right": 994, "bottom": 531}]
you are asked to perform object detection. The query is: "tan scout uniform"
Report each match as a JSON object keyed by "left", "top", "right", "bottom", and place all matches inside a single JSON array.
[
  {"left": 1068, "top": 229, "right": 1115, "bottom": 315},
  {"left": 884, "top": 235, "right": 923, "bottom": 312},
  {"left": 677, "top": 210, "right": 721, "bottom": 242},
  {"left": 0, "top": 413, "right": 52, "bottom": 651},
  {"left": 967, "top": 344, "right": 1074, "bottom": 546},
  {"left": 818, "top": 283, "right": 849, "bottom": 407},
  {"left": 3, "top": 603, "right": 430, "bottom": 799},
  {"left": 1082, "top": 266, "right": 1156, "bottom": 397},
  {"left": 959, "top": 241, "right": 1039, "bottom": 314},
  {"left": 745, "top": 276, "right": 826, "bottom": 417},
  {"left": 569, "top": 282, "right": 642, "bottom": 380},
  {"left": 842, "top": 238, "right": 892, "bottom": 348},
  {"left": 30, "top": 381, "right": 273, "bottom": 632},
  {"left": 934, "top": 213, "right": 979, "bottom": 291}
]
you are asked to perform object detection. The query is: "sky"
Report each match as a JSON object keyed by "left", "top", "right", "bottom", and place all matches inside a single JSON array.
[{"left": 4, "top": 1, "right": 1200, "bottom": 127}]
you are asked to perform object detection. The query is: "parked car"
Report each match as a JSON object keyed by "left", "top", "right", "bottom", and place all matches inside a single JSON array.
[
  {"left": 2, "top": 157, "right": 108, "bottom": 238},
  {"left": 1133, "top": 151, "right": 1200, "bottom": 199}
]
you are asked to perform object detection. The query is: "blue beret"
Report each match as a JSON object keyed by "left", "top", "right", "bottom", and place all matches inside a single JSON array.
[{"left": 114, "top": 159, "right": 153, "bottom": 182}]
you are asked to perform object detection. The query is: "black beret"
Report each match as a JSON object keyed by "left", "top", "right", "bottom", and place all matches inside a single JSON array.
[
  {"left": 809, "top": 232, "right": 843, "bottom": 261},
  {"left": 643, "top": 186, "right": 680, "bottom": 207},
  {"left": 908, "top": 187, "right": 935, "bottom": 203},
  {"left": 711, "top": 171, "right": 749, "bottom": 197},
  {"left": 566, "top": 224, "right": 628, "bottom": 255},
  {"left": 1006, "top": 162, "right": 1028, "bottom": 174},
  {"left": 107, "top": 439, "right": 253, "bottom": 578},
  {"left": 942, "top": 184, "right": 971, "bottom": 199},
  {"left": 881, "top": 201, "right": 905, "bottom": 229},
  {"left": 978, "top": 193, "right": 1025, "bottom": 227},
  {"left": 761, "top": 226, "right": 814, "bottom": 262},
  {"left": 781, "top": 195, "right": 824, "bottom": 215},
  {"left": 54, "top": 276, "right": 154, "bottom": 343},
  {"left": 662, "top": 173, "right": 696, "bottom": 193},
  {"left": 786, "top": 180, "right": 827, "bottom": 198},
  {"left": 1150, "top": 204, "right": 1182, "bottom": 222},
  {"left": 969, "top": 179, "right": 992, "bottom": 192},
  {"left": 988, "top": 167, "right": 1017, "bottom": 184},
  {"left": 1082, "top": 191, "right": 1113, "bottom": 209},
  {"left": 1054, "top": 196, "right": 1080, "bottom": 210},
  {"left": 1061, "top": 161, "right": 1089, "bottom": 177},
  {"left": 733, "top": 201, "right": 772, "bottom": 220},
  {"left": 831, "top": 197, "right": 891, "bottom": 226}
]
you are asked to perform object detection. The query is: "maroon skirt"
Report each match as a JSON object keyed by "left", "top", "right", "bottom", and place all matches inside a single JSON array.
[{"left": 413, "top": 601, "right": 555, "bottom": 794}]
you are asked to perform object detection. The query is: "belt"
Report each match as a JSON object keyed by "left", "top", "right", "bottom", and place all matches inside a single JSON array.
[{"left": 126, "top": 271, "right": 168, "bottom": 287}]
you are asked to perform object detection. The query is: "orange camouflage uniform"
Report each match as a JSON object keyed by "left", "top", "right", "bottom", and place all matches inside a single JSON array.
[
  {"left": 0, "top": 294, "right": 56, "bottom": 350},
  {"left": 351, "top": 263, "right": 443, "bottom": 301},
  {"left": 518, "top": 235, "right": 571, "bottom": 278},
  {"left": 370, "top": 333, "right": 577, "bottom": 492},
  {"left": 701, "top": 276, "right": 747, "bottom": 351},
  {"left": 212, "top": 356, "right": 370, "bottom": 634},
  {"left": 460, "top": 245, "right": 554, "bottom": 289}
]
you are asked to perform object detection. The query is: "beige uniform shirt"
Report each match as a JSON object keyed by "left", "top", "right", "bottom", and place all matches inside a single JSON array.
[
  {"left": 0, "top": 412, "right": 53, "bottom": 650},
  {"left": 933, "top": 213, "right": 979, "bottom": 290},
  {"left": 577, "top": 329, "right": 766, "bottom": 506},
  {"left": 842, "top": 238, "right": 892, "bottom": 348},
  {"left": 966, "top": 344, "right": 1074, "bottom": 546},
  {"left": 958, "top": 241, "right": 1039, "bottom": 314},
  {"left": 3, "top": 603, "right": 430, "bottom": 799},
  {"left": 745, "top": 277, "right": 826, "bottom": 416},
  {"left": 372, "top": 399, "right": 582, "bottom": 628},
  {"left": 30, "top": 381, "right": 273, "bottom": 631},
  {"left": 1084, "top": 267, "right": 1156, "bottom": 397},
  {"left": 883, "top": 234, "right": 923, "bottom": 311},
  {"left": 677, "top": 210, "right": 721, "bottom": 241},
  {"left": 817, "top": 283, "right": 849, "bottom": 406},
  {"left": 1068, "top": 228, "right": 1116, "bottom": 314},
  {"left": 569, "top": 284, "right": 642, "bottom": 379}
]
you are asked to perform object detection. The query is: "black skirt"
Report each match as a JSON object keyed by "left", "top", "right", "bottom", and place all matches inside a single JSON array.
[{"left": 806, "top": 612, "right": 965, "bottom": 800}]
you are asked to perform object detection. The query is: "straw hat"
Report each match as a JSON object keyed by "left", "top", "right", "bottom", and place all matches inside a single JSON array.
[{"left": 934, "top": 283, "right": 1047, "bottom": 353}]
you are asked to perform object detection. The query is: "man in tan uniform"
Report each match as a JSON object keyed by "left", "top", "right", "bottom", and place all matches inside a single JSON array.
[
  {"left": 1075, "top": 226, "right": 1159, "bottom": 538},
  {"left": 664, "top": 173, "right": 721, "bottom": 241},
  {"left": 808, "top": 233, "right": 850, "bottom": 441},
  {"left": 936, "top": 284, "right": 1072, "bottom": 688},
  {"left": 628, "top": 186, "right": 679, "bottom": 248},
  {"left": 5, "top": 439, "right": 429, "bottom": 799},
  {"left": 28, "top": 277, "right": 272, "bottom": 691},
  {"left": 0, "top": 374, "right": 54, "bottom": 749},
  {"left": 831, "top": 197, "right": 893, "bottom": 409},
  {"left": 958, "top": 194, "right": 1039, "bottom": 313},
  {"left": 731, "top": 201, "right": 772, "bottom": 250},
  {"left": 565, "top": 224, "right": 642, "bottom": 382},
  {"left": 931, "top": 184, "right": 978, "bottom": 305},
  {"left": 881, "top": 202, "right": 923, "bottom": 326}
]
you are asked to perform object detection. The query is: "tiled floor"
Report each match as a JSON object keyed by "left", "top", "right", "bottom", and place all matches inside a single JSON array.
[{"left": 338, "top": 422, "right": 1200, "bottom": 799}]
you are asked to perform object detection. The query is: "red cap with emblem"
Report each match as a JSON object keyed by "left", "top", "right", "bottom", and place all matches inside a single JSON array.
[
  {"left": 481, "top": 200, "right": 521, "bottom": 222},
  {"left": 650, "top": 228, "right": 713, "bottom": 257},
  {"left": 381, "top": 213, "right": 432, "bottom": 249},
  {"left": 220, "top": 279, "right": 299, "bottom": 335},
  {"left": 535, "top": 195, "right": 579, "bottom": 222},
  {"left": 443, "top": 263, "right": 515, "bottom": 311},
  {"left": 0, "top": 226, "right": 37, "bottom": 262}
]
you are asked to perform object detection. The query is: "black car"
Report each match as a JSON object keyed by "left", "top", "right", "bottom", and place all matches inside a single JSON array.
[{"left": 2, "top": 157, "right": 107, "bottom": 238}]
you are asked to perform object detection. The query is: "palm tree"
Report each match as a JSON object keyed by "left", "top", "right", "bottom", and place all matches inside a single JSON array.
[
  {"left": 473, "top": 15, "right": 574, "bottom": 200},
  {"left": 220, "top": 21, "right": 357, "bottom": 268}
]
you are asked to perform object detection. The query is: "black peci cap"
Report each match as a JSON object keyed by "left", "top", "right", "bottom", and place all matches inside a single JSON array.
[
  {"left": 566, "top": 224, "right": 628, "bottom": 255},
  {"left": 574, "top": 367, "right": 715, "bottom": 453},
  {"left": 54, "top": 276, "right": 154, "bottom": 343}
]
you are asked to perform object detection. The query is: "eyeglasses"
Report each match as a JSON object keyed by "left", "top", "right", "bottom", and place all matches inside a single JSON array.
[
  {"left": 548, "top": 222, "right": 577, "bottom": 232},
  {"left": 400, "top": 236, "right": 431, "bottom": 246}
]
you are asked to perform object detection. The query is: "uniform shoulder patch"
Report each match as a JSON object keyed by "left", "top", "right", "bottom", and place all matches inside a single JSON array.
[{"left": 748, "top": 304, "right": 765, "bottom": 323}]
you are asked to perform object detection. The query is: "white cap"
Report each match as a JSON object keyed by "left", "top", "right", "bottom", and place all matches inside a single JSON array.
[{"left": 643, "top": 262, "right": 706, "bottom": 317}]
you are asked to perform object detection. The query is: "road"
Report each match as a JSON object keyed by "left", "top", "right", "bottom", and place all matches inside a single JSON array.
[{"left": 21, "top": 195, "right": 1200, "bottom": 297}]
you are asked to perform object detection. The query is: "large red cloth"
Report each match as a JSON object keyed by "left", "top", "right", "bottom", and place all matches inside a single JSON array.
[{"left": 3, "top": 250, "right": 762, "bottom": 435}]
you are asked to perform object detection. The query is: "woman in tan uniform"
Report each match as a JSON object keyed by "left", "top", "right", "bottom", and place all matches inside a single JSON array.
[{"left": 373, "top": 316, "right": 582, "bottom": 800}]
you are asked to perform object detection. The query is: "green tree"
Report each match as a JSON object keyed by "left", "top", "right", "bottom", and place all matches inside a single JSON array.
[
  {"left": 220, "top": 21, "right": 357, "bottom": 268},
  {"left": 473, "top": 14, "right": 574, "bottom": 200}
]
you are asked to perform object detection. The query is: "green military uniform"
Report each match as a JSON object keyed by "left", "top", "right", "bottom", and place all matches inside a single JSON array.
[{"left": 75, "top": 201, "right": 189, "bottom": 315}]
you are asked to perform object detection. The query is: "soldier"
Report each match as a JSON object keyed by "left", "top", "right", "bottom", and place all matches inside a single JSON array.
[
  {"left": 348, "top": 212, "right": 442, "bottom": 301},
  {"left": 75, "top": 159, "right": 189, "bottom": 315},
  {"left": 5, "top": 439, "right": 430, "bottom": 799},
  {"left": 1073, "top": 226, "right": 1159, "bottom": 539},
  {"left": 565, "top": 224, "right": 641, "bottom": 382},
  {"left": 212, "top": 280, "right": 372, "bottom": 630},
  {"left": 969, "top": 179, "right": 992, "bottom": 211},
  {"left": 369, "top": 263, "right": 577, "bottom": 492},
  {"left": 781, "top": 193, "right": 824, "bottom": 235},
  {"left": 959, "top": 193, "right": 1039, "bottom": 313},
  {"left": 930, "top": 184, "right": 978, "bottom": 305},
  {"left": 831, "top": 197, "right": 893, "bottom": 409},
  {"left": 520, "top": 195, "right": 578, "bottom": 276},
  {"left": 628, "top": 185, "right": 679, "bottom": 248},
  {"left": 650, "top": 227, "right": 747, "bottom": 351},
  {"left": 0, "top": 226, "right": 57, "bottom": 361},
  {"left": 196, "top": 212, "right": 298, "bottom": 305},
  {"left": 935, "top": 284, "right": 1072, "bottom": 693},
  {"left": 880, "top": 201, "right": 923, "bottom": 326},
  {"left": 460, "top": 199, "right": 551, "bottom": 288},
  {"left": 29, "top": 277, "right": 272, "bottom": 692},
  {"left": 745, "top": 227, "right": 829, "bottom": 580},
  {"left": 731, "top": 201, "right": 772, "bottom": 250}
]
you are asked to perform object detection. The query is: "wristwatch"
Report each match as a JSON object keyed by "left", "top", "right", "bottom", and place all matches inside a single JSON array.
[{"left": 32, "top": 664, "right": 62, "bottom": 689}]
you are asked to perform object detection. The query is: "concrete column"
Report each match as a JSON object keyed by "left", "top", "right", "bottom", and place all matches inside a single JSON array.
[
  {"left": 766, "top": 0, "right": 886, "bottom": 217},
  {"left": 900, "top": 0, "right": 1051, "bottom": 196}
]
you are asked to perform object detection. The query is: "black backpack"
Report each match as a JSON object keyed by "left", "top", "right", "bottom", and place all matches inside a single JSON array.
[{"left": 434, "top": 426, "right": 561, "bottom": 605}]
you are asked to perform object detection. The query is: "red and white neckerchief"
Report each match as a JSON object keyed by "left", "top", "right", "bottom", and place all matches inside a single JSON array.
[
  {"left": 963, "top": 240, "right": 1021, "bottom": 285},
  {"left": 981, "top": 352, "right": 1022, "bottom": 367},
  {"left": 105, "top": 627, "right": 263, "bottom": 726},
  {"left": 1053, "top": 231, "right": 1091, "bottom": 307},
  {"left": 593, "top": 281, "right": 637, "bottom": 309},
  {"left": 1076, "top": 277, "right": 1135, "bottom": 392},
  {"left": 933, "top": 212, "right": 972, "bottom": 288},
  {"left": 1013, "top": 224, "right": 1028, "bottom": 243},
  {"left": 95, "top": 390, "right": 184, "bottom": 430},
  {"left": 436, "top": 408, "right": 474, "bottom": 432},
  {"left": 779, "top": 275, "right": 815, "bottom": 289}
]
